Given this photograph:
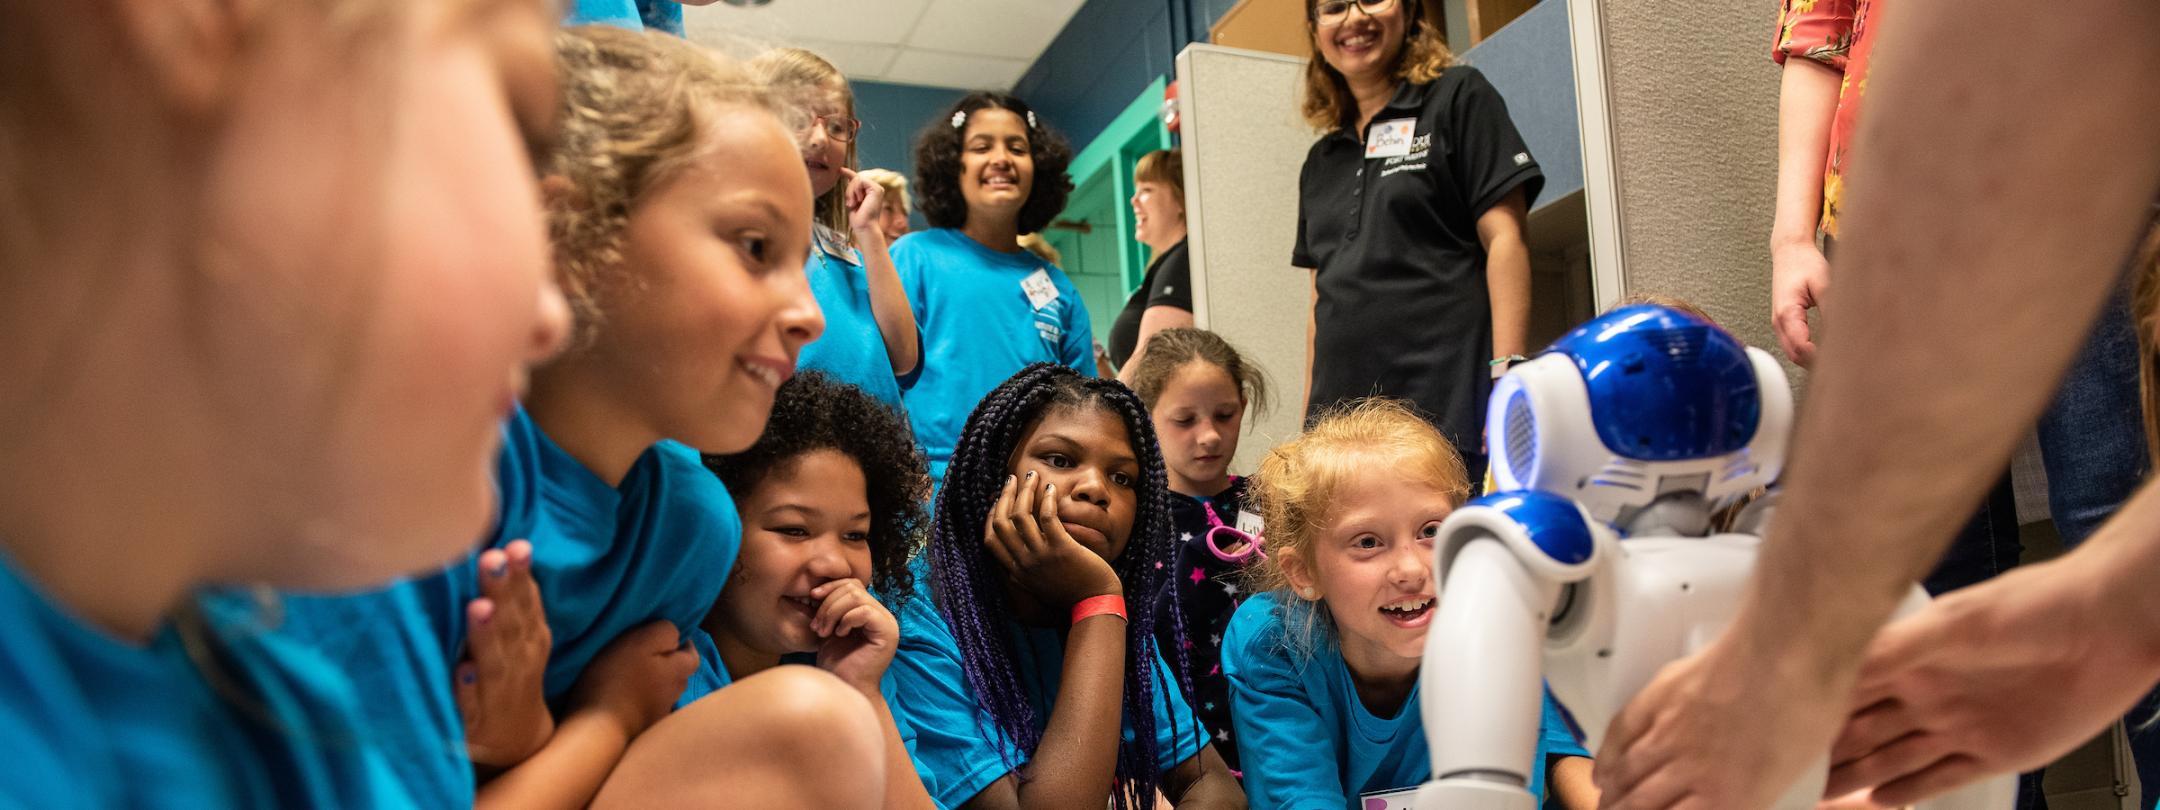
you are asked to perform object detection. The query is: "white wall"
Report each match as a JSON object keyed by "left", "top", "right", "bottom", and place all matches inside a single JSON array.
[{"left": 1175, "top": 44, "right": 1314, "bottom": 475}]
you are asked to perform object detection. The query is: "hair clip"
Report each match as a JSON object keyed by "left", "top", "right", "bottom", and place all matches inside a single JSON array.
[
  {"left": 950, "top": 110, "right": 967, "bottom": 129},
  {"left": 1026, "top": 110, "right": 1038, "bottom": 129}
]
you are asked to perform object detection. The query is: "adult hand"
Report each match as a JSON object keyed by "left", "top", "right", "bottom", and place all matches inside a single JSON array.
[
  {"left": 566, "top": 620, "right": 699, "bottom": 740},
  {"left": 810, "top": 577, "right": 899, "bottom": 693},
  {"left": 1593, "top": 623, "right": 1855, "bottom": 810},
  {"left": 841, "top": 168, "right": 887, "bottom": 244},
  {"left": 1826, "top": 555, "right": 2159, "bottom": 806},
  {"left": 456, "top": 540, "right": 555, "bottom": 767},
  {"left": 982, "top": 472, "right": 1123, "bottom": 611},
  {"left": 1771, "top": 239, "right": 1831, "bottom": 367}
]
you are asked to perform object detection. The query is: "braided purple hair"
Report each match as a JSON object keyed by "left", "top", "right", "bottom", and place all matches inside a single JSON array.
[{"left": 928, "top": 364, "right": 1195, "bottom": 810}]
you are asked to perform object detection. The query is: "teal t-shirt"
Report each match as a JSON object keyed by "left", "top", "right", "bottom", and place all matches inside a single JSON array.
[
  {"left": 797, "top": 227, "right": 922, "bottom": 414},
  {"left": 1223, "top": 591, "right": 1589, "bottom": 810},
  {"left": 0, "top": 553, "right": 446, "bottom": 808},
  {"left": 885, "top": 569, "right": 1207, "bottom": 807},
  {"left": 426, "top": 408, "right": 741, "bottom": 710},
  {"left": 893, "top": 228, "right": 1094, "bottom": 485},
  {"left": 565, "top": 0, "right": 642, "bottom": 28}
]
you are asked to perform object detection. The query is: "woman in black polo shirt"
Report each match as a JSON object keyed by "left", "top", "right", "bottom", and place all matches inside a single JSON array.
[
  {"left": 1109, "top": 149, "right": 1195, "bottom": 378},
  {"left": 1293, "top": 0, "right": 1540, "bottom": 476}
]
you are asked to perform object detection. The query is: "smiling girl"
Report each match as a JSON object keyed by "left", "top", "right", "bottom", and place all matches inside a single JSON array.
[
  {"left": 0, "top": 0, "right": 567, "bottom": 804},
  {"left": 702, "top": 372, "right": 940, "bottom": 810},
  {"left": 896, "top": 94, "right": 1093, "bottom": 488},
  {"left": 1225, "top": 400, "right": 1594, "bottom": 810},
  {"left": 752, "top": 49, "right": 922, "bottom": 413}
]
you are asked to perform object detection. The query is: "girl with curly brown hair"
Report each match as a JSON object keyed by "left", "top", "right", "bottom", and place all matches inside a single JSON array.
[{"left": 894, "top": 93, "right": 1093, "bottom": 489}]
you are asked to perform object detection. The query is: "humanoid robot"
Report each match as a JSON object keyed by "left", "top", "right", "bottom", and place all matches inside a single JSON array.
[{"left": 1410, "top": 304, "right": 2013, "bottom": 810}]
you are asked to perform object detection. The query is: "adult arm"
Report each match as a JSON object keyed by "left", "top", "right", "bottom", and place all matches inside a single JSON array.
[
  {"left": 1476, "top": 187, "right": 1531, "bottom": 362},
  {"left": 1115, "top": 305, "right": 1195, "bottom": 385},
  {"left": 1302, "top": 269, "right": 1317, "bottom": 423},
  {"left": 1769, "top": 58, "right": 1841, "bottom": 366},
  {"left": 1593, "top": 3, "right": 2160, "bottom": 809},
  {"left": 1826, "top": 480, "right": 2160, "bottom": 805}
]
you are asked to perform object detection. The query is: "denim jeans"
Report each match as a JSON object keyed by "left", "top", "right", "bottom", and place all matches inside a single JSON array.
[
  {"left": 1913, "top": 279, "right": 2147, "bottom": 807},
  {"left": 2039, "top": 281, "right": 2153, "bottom": 804}
]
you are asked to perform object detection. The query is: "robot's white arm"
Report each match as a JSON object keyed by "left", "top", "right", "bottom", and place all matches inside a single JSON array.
[{"left": 1414, "top": 493, "right": 1609, "bottom": 810}]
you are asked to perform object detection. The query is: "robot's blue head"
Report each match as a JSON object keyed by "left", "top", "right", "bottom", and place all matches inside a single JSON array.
[{"left": 1548, "top": 304, "right": 1761, "bottom": 461}]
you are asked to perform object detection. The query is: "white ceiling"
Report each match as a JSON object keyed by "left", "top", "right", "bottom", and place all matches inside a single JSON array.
[{"left": 684, "top": 0, "right": 1090, "bottom": 91}]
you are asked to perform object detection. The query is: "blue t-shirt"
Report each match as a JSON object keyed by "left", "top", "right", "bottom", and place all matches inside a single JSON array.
[
  {"left": 426, "top": 408, "right": 741, "bottom": 710},
  {"left": 637, "top": 0, "right": 685, "bottom": 34},
  {"left": 1223, "top": 591, "right": 1589, "bottom": 810},
  {"left": 567, "top": 0, "right": 686, "bottom": 33},
  {"left": 565, "top": 0, "right": 642, "bottom": 29},
  {"left": 894, "top": 228, "right": 1095, "bottom": 484},
  {"left": 0, "top": 553, "right": 443, "bottom": 808},
  {"left": 797, "top": 227, "right": 923, "bottom": 413},
  {"left": 886, "top": 574, "right": 1207, "bottom": 808}
]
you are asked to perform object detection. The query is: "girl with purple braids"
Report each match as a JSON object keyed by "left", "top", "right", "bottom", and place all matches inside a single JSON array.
[{"left": 886, "top": 364, "right": 1246, "bottom": 809}]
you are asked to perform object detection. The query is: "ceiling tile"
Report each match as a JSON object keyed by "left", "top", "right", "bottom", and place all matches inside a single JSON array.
[
  {"left": 904, "top": 0, "right": 1088, "bottom": 61},
  {"left": 880, "top": 49, "right": 1032, "bottom": 91},
  {"left": 683, "top": 0, "right": 931, "bottom": 47},
  {"left": 790, "top": 38, "right": 901, "bottom": 77}
]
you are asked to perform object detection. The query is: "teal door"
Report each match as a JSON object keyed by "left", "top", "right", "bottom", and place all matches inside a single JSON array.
[
  {"left": 1041, "top": 172, "right": 1128, "bottom": 346},
  {"left": 1038, "top": 76, "right": 1173, "bottom": 363}
]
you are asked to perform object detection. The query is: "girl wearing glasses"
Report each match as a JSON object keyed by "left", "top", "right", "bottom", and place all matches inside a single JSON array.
[
  {"left": 752, "top": 49, "right": 922, "bottom": 414},
  {"left": 1293, "top": 0, "right": 1540, "bottom": 484},
  {"left": 1126, "top": 328, "right": 1271, "bottom": 777}
]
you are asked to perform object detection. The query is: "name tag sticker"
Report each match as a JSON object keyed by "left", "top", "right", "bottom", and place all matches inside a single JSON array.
[
  {"left": 1364, "top": 117, "right": 1417, "bottom": 159},
  {"left": 1020, "top": 269, "right": 1059, "bottom": 310},
  {"left": 1359, "top": 786, "right": 1418, "bottom": 810},
  {"left": 1235, "top": 510, "right": 1265, "bottom": 538}
]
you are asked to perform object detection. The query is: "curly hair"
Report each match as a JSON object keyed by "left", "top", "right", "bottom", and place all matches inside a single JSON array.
[
  {"left": 1247, "top": 398, "right": 1468, "bottom": 658},
  {"left": 928, "top": 364, "right": 1192, "bottom": 810},
  {"left": 703, "top": 372, "right": 929, "bottom": 600},
  {"left": 548, "top": 26, "right": 789, "bottom": 349},
  {"left": 912, "top": 92, "right": 1075, "bottom": 236},
  {"left": 1300, "top": 0, "right": 1455, "bottom": 132}
]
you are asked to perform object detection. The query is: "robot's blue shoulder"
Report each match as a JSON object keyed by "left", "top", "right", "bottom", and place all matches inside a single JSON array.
[
  {"left": 1464, "top": 491, "right": 1595, "bottom": 565},
  {"left": 1547, "top": 304, "right": 1761, "bottom": 462}
]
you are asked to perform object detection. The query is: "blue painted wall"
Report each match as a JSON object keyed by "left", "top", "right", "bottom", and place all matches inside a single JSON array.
[
  {"left": 1013, "top": 0, "right": 1241, "bottom": 154},
  {"left": 850, "top": 79, "right": 966, "bottom": 225},
  {"left": 1456, "top": 0, "right": 1581, "bottom": 205}
]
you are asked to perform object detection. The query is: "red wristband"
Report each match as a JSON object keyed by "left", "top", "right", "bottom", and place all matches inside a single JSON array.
[{"left": 1070, "top": 594, "right": 1127, "bottom": 625}]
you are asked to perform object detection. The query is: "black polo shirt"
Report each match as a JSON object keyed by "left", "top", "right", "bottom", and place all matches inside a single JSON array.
[
  {"left": 1107, "top": 239, "right": 1192, "bottom": 367},
  {"left": 1293, "top": 66, "right": 1542, "bottom": 454}
]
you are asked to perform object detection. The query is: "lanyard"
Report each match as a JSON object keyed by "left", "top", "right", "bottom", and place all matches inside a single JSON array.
[{"left": 1200, "top": 498, "right": 1264, "bottom": 564}]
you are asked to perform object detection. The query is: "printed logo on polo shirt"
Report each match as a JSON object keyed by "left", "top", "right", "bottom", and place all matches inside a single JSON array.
[
  {"left": 1514, "top": 152, "right": 1531, "bottom": 166},
  {"left": 1380, "top": 132, "right": 1432, "bottom": 178}
]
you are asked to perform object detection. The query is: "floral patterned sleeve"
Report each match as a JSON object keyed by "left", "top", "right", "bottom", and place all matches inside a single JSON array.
[{"left": 1774, "top": 0, "right": 1857, "bottom": 70}]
